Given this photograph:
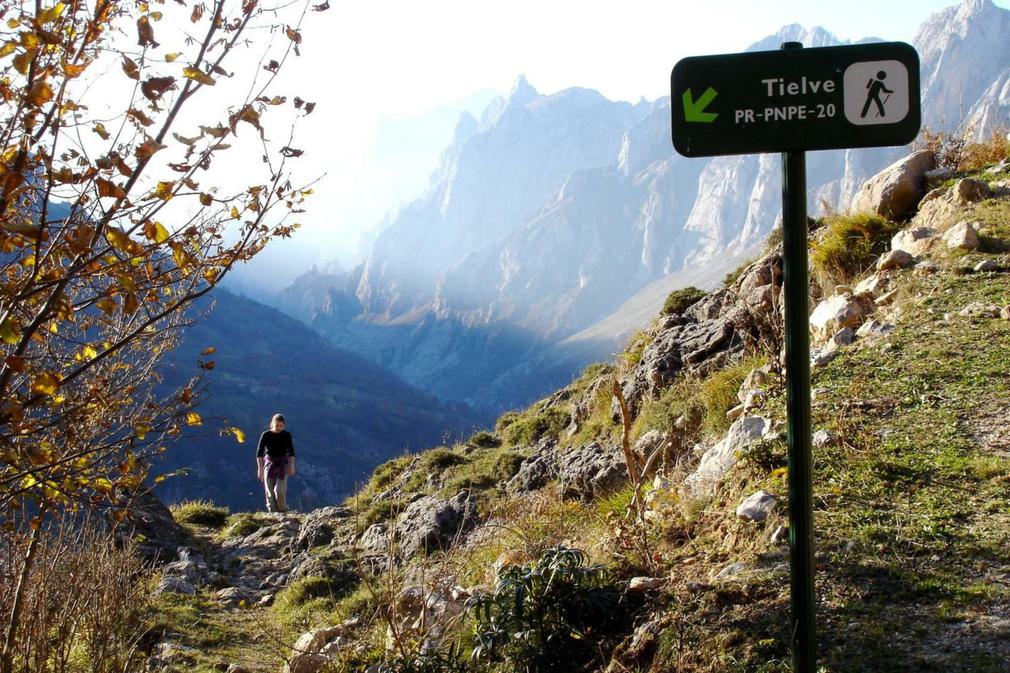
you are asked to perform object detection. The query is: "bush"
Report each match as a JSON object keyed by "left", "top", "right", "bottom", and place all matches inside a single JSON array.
[
  {"left": 501, "top": 408, "right": 570, "bottom": 447},
  {"left": 467, "top": 546, "right": 624, "bottom": 672},
  {"left": 662, "top": 286, "right": 707, "bottom": 316},
  {"left": 221, "top": 513, "right": 267, "bottom": 539},
  {"left": 811, "top": 213, "right": 899, "bottom": 288},
  {"left": 919, "top": 126, "right": 1009, "bottom": 172},
  {"left": 274, "top": 571, "right": 358, "bottom": 612},
  {"left": 171, "top": 500, "right": 230, "bottom": 528},
  {"left": 466, "top": 431, "right": 500, "bottom": 449}
]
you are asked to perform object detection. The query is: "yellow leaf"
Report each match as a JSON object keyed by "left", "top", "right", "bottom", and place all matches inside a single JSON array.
[
  {"left": 0, "top": 41, "right": 17, "bottom": 58},
  {"left": 62, "top": 58, "right": 88, "bottom": 78},
  {"left": 80, "top": 345, "right": 98, "bottom": 361},
  {"left": 27, "top": 80, "right": 54, "bottom": 106},
  {"left": 13, "top": 48, "right": 36, "bottom": 76},
  {"left": 185, "top": 412, "right": 202, "bottom": 426},
  {"left": 223, "top": 427, "right": 246, "bottom": 443},
  {"left": 105, "top": 228, "right": 136, "bottom": 253},
  {"left": 93, "top": 122, "right": 110, "bottom": 140},
  {"left": 152, "top": 181, "right": 174, "bottom": 201},
  {"left": 93, "top": 477, "right": 113, "bottom": 495},
  {"left": 182, "top": 66, "right": 215, "bottom": 86},
  {"left": 0, "top": 318, "right": 19, "bottom": 344},
  {"left": 6, "top": 19, "right": 19, "bottom": 29},
  {"left": 38, "top": 3, "right": 67, "bottom": 25},
  {"left": 165, "top": 52, "right": 180, "bottom": 63},
  {"left": 31, "top": 371, "right": 61, "bottom": 396},
  {"left": 135, "top": 424, "right": 151, "bottom": 440},
  {"left": 143, "top": 220, "right": 170, "bottom": 243},
  {"left": 230, "top": 206, "right": 240, "bottom": 219}
]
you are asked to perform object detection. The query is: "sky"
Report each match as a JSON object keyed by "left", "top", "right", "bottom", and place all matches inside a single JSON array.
[{"left": 224, "top": 0, "right": 1007, "bottom": 296}]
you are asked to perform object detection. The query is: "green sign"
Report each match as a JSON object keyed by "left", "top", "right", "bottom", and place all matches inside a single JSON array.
[{"left": 671, "top": 42, "right": 921, "bottom": 157}]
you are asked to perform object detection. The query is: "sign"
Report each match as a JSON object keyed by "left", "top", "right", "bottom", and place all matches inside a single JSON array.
[{"left": 671, "top": 42, "right": 921, "bottom": 157}]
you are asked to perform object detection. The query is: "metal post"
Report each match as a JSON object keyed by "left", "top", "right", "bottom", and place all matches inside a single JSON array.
[{"left": 781, "top": 36, "right": 816, "bottom": 673}]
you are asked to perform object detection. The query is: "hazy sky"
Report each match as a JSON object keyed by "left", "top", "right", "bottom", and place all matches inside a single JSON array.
[{"left": 228, "top": 0, "right": 1004, "bottom": 295}]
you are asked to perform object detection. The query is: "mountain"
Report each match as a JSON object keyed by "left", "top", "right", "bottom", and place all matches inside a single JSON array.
[
  {"left": 278, "top": 0, "right": 1010, "bottom": 416},
  {"left": 153, "top": 289, "right": 481, "bottom": 511}
]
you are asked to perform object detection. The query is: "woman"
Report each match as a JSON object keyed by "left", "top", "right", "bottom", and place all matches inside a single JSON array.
[{"left": 256, "top": 413, "right": 296, "bottom": 512}]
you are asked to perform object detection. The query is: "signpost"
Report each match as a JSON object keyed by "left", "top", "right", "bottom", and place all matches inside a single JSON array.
[{"left": 670, "top": 41, "right": 921, "bottom": 673}]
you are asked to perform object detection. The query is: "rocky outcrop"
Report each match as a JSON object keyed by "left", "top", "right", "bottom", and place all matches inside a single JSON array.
[
  {"left": 115, "top": 489, "right": 191, "bottom": 563},
  {"left": 620, "top": 253, "right": 783, "bottom": 411},
  {"left": 395, "top": 493, "right": 478, "bottom": 557},
  {"left": 943, "top": 221, "right": 982, "bottom": 250},
  {"left": 849, "top": 150, "right": 935, "bottom": 220},
  {"left": 809, "top": 294, "right": 872, "bottom": 338},
  {"left": 557, "top": 443, "right": 628, "bottom": 501},
  {"left": 891, "top": 227, "right": 937, "bottom": 256},
  {"left": 683, "top": 416, "right": 771, "bottom": 501}
]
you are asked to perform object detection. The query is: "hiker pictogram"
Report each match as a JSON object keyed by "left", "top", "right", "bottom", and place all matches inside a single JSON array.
[{"left": 861, "top": 70, "right": 894, "bottom": 118}]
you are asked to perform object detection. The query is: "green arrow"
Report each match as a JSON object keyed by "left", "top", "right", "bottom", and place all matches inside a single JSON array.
[{"left": 682, "top": 87, "right": 719, "bottom": 123}]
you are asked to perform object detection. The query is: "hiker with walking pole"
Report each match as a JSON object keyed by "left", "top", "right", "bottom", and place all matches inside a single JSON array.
[
  {"left": 256, "top": 413, "right": 296, "bottom": 513},
  {"left": 861, "top": 70, "right": 894, "bottom": 119}
]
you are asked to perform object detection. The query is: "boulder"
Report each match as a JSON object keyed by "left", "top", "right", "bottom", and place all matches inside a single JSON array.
[
  {"left": 891, "top": 227, "right": 937, "bottom": 256},
  {"left": 812, "top": 429, "right": 837, "bottom": 447},
  {"left": 683, "top": 416, "right": 770, "bottom": 500},
  {"left": 735, "top": 490, "right": 777, "bottom": 522},
  {"left": 506, "top": 440, "right": 560, "bottom": 494},
  {"left": 295, "top": 506, "right": 351, "bottom": 550},
  {"left": 856, "top": 319, "right": 896, "bottom": 338},
  {"left": 914, "top": 260, "right": 941, "bottom": 275},
  {"left": 943, "top": 221, "right": 981, "bottom": 250},
  {"left": 876, "top": 249, "right": 914, "bottom": 271},
  {"left": 914, "top": 179, "right": 991, "bottom": 230},
  {"left": 395, "top": 492, "right": 478, "bottom": 556},
  {"left": 809, "top": 294, "right": 870, "bottom": 337},
  {"left": 557, "top": 443, "right": 628, "bottom": 501},
  {"left": 959, "top": 302, "right": 1001, "bottom": 318},
  {"left": 975, "top": 259, "right": 1000, "bottom": 272},
  {"left": 359, "top": 524, "right": 390, "bottom": 554},
  {"left": 154, "top": 576, "right": 196, "bottom": 596},
  {"left": 628, "top": 577, "right": 666, "bottom": 592},
  {"left": 854, "top": 273, "right": 891, "bottom": 297},
  {"left": 849, "top": 150, "right": 934, "bottom": 220},
  {"left": 875, "top": 289, "right": 899, "bottom": 306},
  {"left": 828, "top": 327, "right": 855, "bottom": 349}
]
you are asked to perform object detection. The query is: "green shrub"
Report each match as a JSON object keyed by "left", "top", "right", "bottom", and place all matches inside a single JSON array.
[
  {"left": 274, "top": 567, "right": 358, "bottom": 613},
  {"left": 811, "top": 213, "right": 900, "bottom": 287},
  {"left": 662, "top": 286, "right": 707, "bottom": 316},
  {"left": 419, "top": 448, "right": 467, "bottom": 471},
  {"left": 445, "top": 449, "right": 525, "bottom": 492},
  {"left": 368, "top": 455, "right": 414, "bottom": 492},
  {"left": 466, "top": 431, "right": 500, "bottom": 449},
  {"left": 467, "top": 546, "right": 624, "bottom": 672},
  {"left": 171, "top": 500, "right": 229, "bottom": 528},
  {"left": 221, "top": 512, "right": 267, "bottom": 539},
  {"left": 501, "top": 408, "right": 569, "bottom": 447},
  {"left": 358, "top": 498, "right": 404, "bottom": 529},
  {"left": 494, "top": 411, "right": 520, "bottom": 433},
  {"left": 380, "top": 646, "right": 471, "bottom": 673}
]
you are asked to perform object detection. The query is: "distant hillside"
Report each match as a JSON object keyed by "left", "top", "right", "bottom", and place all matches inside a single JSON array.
[{"left": 153, "top": 290, "right": 482, "bottom": 510}]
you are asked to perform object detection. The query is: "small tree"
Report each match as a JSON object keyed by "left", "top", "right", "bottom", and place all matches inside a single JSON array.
[{"left": 0, "top": 1, "right": 322, "bottom": 668}]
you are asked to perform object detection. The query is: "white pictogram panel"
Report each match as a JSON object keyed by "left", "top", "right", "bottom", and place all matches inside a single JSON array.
[{"left": 843, "top": 60, "right": 910, "bottom": 126}]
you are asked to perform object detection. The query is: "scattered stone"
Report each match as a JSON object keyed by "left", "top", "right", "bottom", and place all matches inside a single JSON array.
[
  {"left": 914, "top": 260, "right": 940, "bottom": 275},
  {"left": 849, "top": 149, "right": 934, "bottom": 220},
  {"left": 812, "top": 429, "right": 837, "bottom": 447},
  {"left": 829, "top": 327, "right": 855, "bottom": 348},
  {"left": 875, "top": 289, "right": 900, "bottom": 306},
  {"left": 215, "top": 587, "right": 252, "bottom": 607},
  {"left": 713, "top": 562, "right": 747, "bottom": 581},
  {"left": 285, "top": 653, "right": 328, "bottom": 673},
  {"left": 770, "top": 525, "right": 789, "bottom": 545},
  {"left": 726, "top": 403, "right": 745, "bottom": 421},
  {"left": 295, "top": 506, "right": 351, "bottom": 550},
  {"left": 735, "top": 490, "right": 777, "bottom": 522},
  {"left": 506, "top": 439, "right": 560, "bottom": 494},
  {"left": 226, "top": 666, "right": 252, "bottom": 673},
  {"left": 810, "top": 387, "right": 827, "bottom": 401},
  {"left": 1002, "top": 305, "right": 1010, "bottom": 321},
  {"left": 891, "top": 227, "right": 937, "bottom": 256},
  {"left": 950, "top": 177, "right": 992, "bottom": 204},
  {"left": 809, "top": 294, "right": 871, "bottom": 337},
  {"left": 155, "top": 576, "right": 197, "bottom": 596},
  {"left": 914, "top": 178, "right": 991, "bottom": 231},
  {"left": 856, "top": 319, "right": 896, "bottom": 338},
  {"left": 629, "top": 576, "right": 666, "bottom": 592},
  {"left": 743, "top": 389, "right": 765, "bottom": 410},
  {"left": 974, "top": 259, "right": 1000, "bottom": 272},
  {"left": 810, "top": 348, "right": 838, "bottom": 367},
  {"left": 853, "top": 274, "right": 890, "bottom": 299},
  {"left": 876, "top": 249, "right": 915, "bottom": 271},
  {"left": 683, "top": 416, "right": 769, "bottom": 500},
  {"left": 943, "top": 221, "right": 981, "bottom": 250},
  {"left": 959, "top": 302, "right": 1001, "bottom": 318},
  {"left": 633, "top": 430, "right": 666, "bottom": 458}
]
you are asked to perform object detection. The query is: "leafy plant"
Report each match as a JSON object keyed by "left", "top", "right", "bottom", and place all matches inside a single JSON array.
[
  {"left": 467, "top": 546, "right": 623, "bottom": 672},
  {"left": 662, "top": 286, "right": 707, "bottom": 316}
]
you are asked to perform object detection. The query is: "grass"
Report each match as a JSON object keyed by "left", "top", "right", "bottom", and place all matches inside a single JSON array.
[
  {"left": 171, "top": 500, "right": 230, "bottom": 528},
  {"left": 500, "top": 406, "right": 570, "bottom": 447},
  {"left": 810, "top": 213, "right": 900, "bottom": 290},
  {"left": 219, "top": 512, "right": 270, "bottom": 539}
]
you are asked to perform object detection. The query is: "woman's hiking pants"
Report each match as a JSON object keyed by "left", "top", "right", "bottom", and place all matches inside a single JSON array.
[{"left": 264, "top": 475, "right": 288, "bottom": 512}]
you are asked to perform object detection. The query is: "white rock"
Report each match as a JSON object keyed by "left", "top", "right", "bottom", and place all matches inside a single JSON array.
[
  {"left": 876, "top": 249, "right": 915, "bottom": 271},
  {"left": 943, "top": 221, "right": 981, "bottom": 250},
  {"left": 812, "top": 429, "right": 837, "bottom": 447},
  {"left": 713, "top": 562, "right": 747, "bottom": 581},
  {"left": 725, "top": 404, "right": 744, "bottom": 421},
  {"left": 856, "top": 319, "right": 896, "bottom": 338},
  {"left": 285, "top": 654, "right": 328, "bottom": 673},
  {"left": 629, "top": 576, "right": 666, "bottom": 592},
  {"left": 849, "top": 150, "right": 935, "bottom": 220},
  {"left": 914, "top": 260, "right": 941, "bottom": 274},
  {"left": 809, "top": 294, "right": 870, "bottom": 337},
  {"left": 684, "top": 416, "right": 770, "bottom": 500},
  {"left": 811, "top": 348, "right": 838, "bottom": 367},
  {"left": 891, "top": 227, "right": 937, "bottom": 256},
  {"left": 735, "top": 490, "right": 777, "bottom": 522},
  {"left": 974, "top": 259, "right": 999, "bottom": 272},
  {"left": 875, "top": 289, "right": 899, "bottom": 306},
  {"left": 291, "top": 625, "right": 347, "bottom": 657},
  {"left": 854, "top": 274, "right": 891, "bottom": 297},
  {"left": 959, "top": 302, "right": 1000, "bottom": 318},
  {"left": 743, "top": 389, "right": 765, "bottom": 410}
]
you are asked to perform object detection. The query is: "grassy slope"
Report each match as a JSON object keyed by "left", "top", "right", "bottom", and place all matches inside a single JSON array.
[{"left": 150, "top": 177, "right": 1010, "bottom": 672}]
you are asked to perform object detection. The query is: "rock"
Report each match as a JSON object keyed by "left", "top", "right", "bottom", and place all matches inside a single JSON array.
[
  {"left": 809, "top": 294, "right": 870, "bottom": 337},
  {"left": 914, "top": 260, "right": 941, "bottom": 275},
  {"left": 849, "top": 150, "right": 934, "bottom": 220},
  {"left": 557, "top": 443, "right": 628, "bottom": 501},
  {"left": 683, "top": 416, "right": 769, "bottom": 500},
  {"left": 359, "top": 524, "right": 390, "bottom": 554},
  {"left": 951, "top": 178, "right": 992, "bottom": 204},
  {"left": 226, "top": 666, "right": 253, "bottom": 673},
  {"left": 285, "top": 653, "right": 329, "bottom": 673},
  {"left": 155, "top": 576, "right": 197, "bottom": 596},
  {"left": 628, "top": 576, "right": 666, "bottom": 592},
  {"left": 395, "top": 492, "right": 478, "bottom": 556},
  {"left": 959, "top": 302, "right": 1001, "bottom": 318},
  {"left": 974, "top": 259, "right": 1000, "bottom": 272},
  {"left": 737, "top": 368, "right": 769, "bottom": 403},
  {"left": 943, "top": 221, "right": 981, "bottom": 250},
  {"left": 713, "top": 562, "right": 746, "bottom": 581},
  {"left": 856, "top": 319, "right": 896, "bottom": 338},
  {"left": 735, "top": 490, "right": 777, "bottom": 522},
  {"left": 828, "top": 327, "right": 855, "bottom": 348},
  {"left": 295, "top": 506, "right": 351, "bottom": 550},
  {"left": 215, "top": 587, "right": 252, "bottom": 607},
  {"left": 854, "top": 273, "right": 891, "bottom": 298},
  {"left": 812, "top": 430, "right": 837, "bottom": 447},
  {"left": 810, "top": 348, "right": 838, "bottom": 367},
  {"left": 506, "top": 444, "right": 559, "bottom": 494},
  {"left": 876, "top": 249, "right": 915, "bottom": 271},
  {"left": 151, "top": 642, "right": 199, "bottom": 665},
  {"left": 742, "top": 389, "right": 765, "bottom": 410},
  {"left": 891, "top": 227, "right": 937, "bottom": 256},
  {"left": 875, "top": 289, "right": 899, "bottom": 306},
  {"left": 726, "top": 403, "right": 744, "bottom": 421},
  {"left": 633, "top": 430, "right": 666, "bottom": 458},
  {"left": 112, "top": 489, "right": 191, "bottom": 564},
  {"left": 770, "top": 525, "right": 789, "bottom": 545}
]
